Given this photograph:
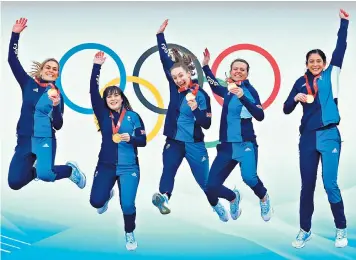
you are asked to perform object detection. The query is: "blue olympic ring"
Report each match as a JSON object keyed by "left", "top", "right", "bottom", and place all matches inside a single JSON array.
[{"left": 57, "top": 43, "right": 127, "bottom": 115}]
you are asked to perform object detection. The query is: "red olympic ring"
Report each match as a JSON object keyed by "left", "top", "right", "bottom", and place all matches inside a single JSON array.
[{"left": 210, "top": 44, "right": 281, "bottom": 110}]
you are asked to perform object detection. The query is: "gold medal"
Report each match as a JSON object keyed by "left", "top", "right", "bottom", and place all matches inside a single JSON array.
[
  {"left": 228, "top": 83, "right": 237, "bottom": 91},
  {"left": 306, "top": 94, "right": 314, "bottom": 104},
  {"left": 48, "top": 89, "right": 58, "bottom": 98},
  {"left": 185, "top": 93, "right": 196, "bottom": 101},
  {"left": 112, "top": 133, "right": 121, "bottom": 143}
]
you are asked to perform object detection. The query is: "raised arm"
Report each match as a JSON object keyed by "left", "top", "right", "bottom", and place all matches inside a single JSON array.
[
  {"left": 202, "top": 48, "right": 228, "bottom": 97},
  {"left": 156, "top": 19, "right": 174, "bottom": 73},
  {"left": 90, "top": 51, "right": 107, "bottom": 120},
  {"left": 8, "top": 18, "right": 31, "bottom": 88},
  {"left": 330, "top": 10, "right": 349, "bottom": 68}
]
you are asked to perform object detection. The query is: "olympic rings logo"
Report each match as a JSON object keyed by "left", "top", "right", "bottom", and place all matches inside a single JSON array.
[{"left": 57, "top": 42, "right": 281, "bottom": 148}]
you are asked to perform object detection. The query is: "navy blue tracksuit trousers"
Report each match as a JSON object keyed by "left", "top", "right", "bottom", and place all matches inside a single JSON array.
[
  {"left": 299, "top": 126, "right": 346, "bottom": 231},
  {"left": 8, "top": 136, "right": 72, "bottom": 190},
  {"left": 206, "top": 141, "right": 267, "bottom": 206}
]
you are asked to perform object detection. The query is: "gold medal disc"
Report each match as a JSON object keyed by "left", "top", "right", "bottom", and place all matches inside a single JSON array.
[
  {"left": 185, "top": 93, "right": 196, "bottom": 101},
  {"left": 228, "top": 83, "right": 237, "bottom": 91},
  {"left": 48, "top": 89, "right": 58, "bottom": 97},
  {"left": 112, "top": 133, "right": 121, "bottom": 143},
  {"left": 306, "top": 94, "right": 314, "bottom": 104}
]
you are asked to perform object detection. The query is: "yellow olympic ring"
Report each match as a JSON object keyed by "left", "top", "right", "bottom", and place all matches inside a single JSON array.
[{"left": 94, "top": 76, "right": 164, "bottom": 143}]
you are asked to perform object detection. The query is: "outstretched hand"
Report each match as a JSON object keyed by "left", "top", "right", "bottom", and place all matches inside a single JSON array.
[
  {"left": 202, "top": 48, "right": 210, "bottom": 66},
  {"left": 157, "top": 19, "right": 169, "bottom": 34},
  {"left": 93, "top": 51, "right": 106, "bottom": 65},
  {"left": 340, "top": 9, "right": 349, "bottom": 20},
  {"left": 12, "top": 18, "right": 28, "bottom": 33}
]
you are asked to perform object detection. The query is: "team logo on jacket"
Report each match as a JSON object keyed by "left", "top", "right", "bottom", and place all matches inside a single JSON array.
[
  {"left": 140, "top": 130, "right": 146, "bottom": 135},
  {"left": 161, "top": 43, "right": 169, "bottom": 54},
  {"left": 206, "top": 76, "right": 219, "bottom": 87},
  {"left": 127, "top": 116, "right": 131, "bottom": 121},
  {"left": 166, "top": 144, "right": 170, "bottom": 149},
  {"left": 13, "top": 43, "right": 19, "bottom": 56},
  {"left": 206, "top": 112, "right": 212, "bottom": 118}
]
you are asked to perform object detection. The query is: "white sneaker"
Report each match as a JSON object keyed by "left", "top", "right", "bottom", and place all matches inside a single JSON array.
[
  {"left": 230, "top": 188, "right": 242, "bottom": 220},
  {"left": 213, "top": 201, "right": 229, "bottom": 222},
  {"left": 97, "top": 189, "right": 114, "bottom": 214},
  {"left": 335, "top": 228, "right": 348, "bottom": 248},
  {"left": 260, "top": 193, "right": 272, "bottom": 222},
  {"left": 292, "top": 229, "right": 312, "bottom": 249},
  {"left": 125, "top": 232, "right": 137, "bottom": 251},
  {"left": 66, "top": 161, "right": 86, "bottom": 189},
  {"left": 152, "top": 193, "right": 171, "bottom": 215}
]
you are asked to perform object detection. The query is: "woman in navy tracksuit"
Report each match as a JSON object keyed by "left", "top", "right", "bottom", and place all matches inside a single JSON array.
[
  {"left": 151, "top": 19, "right": 212, "bottom": 215},
  {"left": 7, "top": 17, "right": 86, "bottom": 190},
  {"left": 202, "top": 49, "right": 272, "bottom": 222},
  {"left": 284, "top": 10, "right": 349, "bottom": 249},
  {"left": 89, "top": 51, "right": 147, "bottom": 251}
]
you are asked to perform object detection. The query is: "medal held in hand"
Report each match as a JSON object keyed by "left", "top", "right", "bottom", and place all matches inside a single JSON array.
[
  {"left": 306, "top": 95, "right": 314, "bottom": 104},
  {"left": 226, "top": 76, "right": 242, "bottom": 91},
  {"left": 228, "top": 83, "right": 237, "bottom": 91},
  {"left": 112, "top": 133, "right": 122, "bottom": 143},
  {"left": 34, "top": 78, "right": 60, "bottom": 98},
  {"left": 185, "top": 83, "right": 199, "bottom": 101},
  {"left": 47, "top": 88, "right": 58, "bottom": 98}
]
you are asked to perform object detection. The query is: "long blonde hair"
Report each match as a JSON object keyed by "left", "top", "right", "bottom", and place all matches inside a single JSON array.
[{"left": 29, "top": 58, "right": 60, "bottom": 79}]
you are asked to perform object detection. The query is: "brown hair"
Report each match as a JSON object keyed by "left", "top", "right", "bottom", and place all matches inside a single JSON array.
[
  {"left": 169, "top": 48, "right": 196, "bottom": 76},
  {"left": 230, "top": 58, "right": 250, "bottom": 73},
  {"left": 29, "top": 58, "right": 60, "bottom": 79}
]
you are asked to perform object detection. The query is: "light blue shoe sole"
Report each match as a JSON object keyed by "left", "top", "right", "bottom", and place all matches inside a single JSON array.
[
  {"left": 152, "top": 193, "right": 171, "bottom": 215},
  {"left": 98, "top": 190, "right": 114, "bottom": 214},
  {"left": 231, "top": 190, "right": 242, "bottom": 220},
  {"left": 67, "top": 161, "right": 86, "bottom": 189},
  {"left": 292, "top": 234, "right": 312, "bottom": 249}
]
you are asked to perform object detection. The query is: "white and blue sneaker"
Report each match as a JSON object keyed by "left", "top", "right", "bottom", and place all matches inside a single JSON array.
[
  {"left": 230, "top": 188, "right": 242, "bottom": 220},
  {"left": 292, "top": 229, "right": 312, "bottom": 248},
  {"left": 335, "top": 228, "right": 348, "bottom": 248},
  {"left": 125, "top": 232, "right": 137, "bottom": 251},
  {"left": 152, "top": 192, "right": 170, "bottom": 215},
  {"left": 213, "top": 201, "right": 229, "bottom": 222},
  {"left": 260, "top": 193, "right": 272, "bottom": 221},
  {"left": 66, "top": 161, "right": 86, "bottom": 189},
  {"left": 97, "top": 189, "right": 114, "bottom": 214}
]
